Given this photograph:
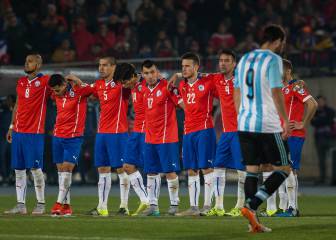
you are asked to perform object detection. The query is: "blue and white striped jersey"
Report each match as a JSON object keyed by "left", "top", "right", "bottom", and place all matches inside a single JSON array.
[{"left": 234, "top": 49, "right": 283, "bottom": 133}]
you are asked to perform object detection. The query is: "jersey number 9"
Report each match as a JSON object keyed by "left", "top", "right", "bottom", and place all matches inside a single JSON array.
[{"left": 245, "top": 69, "right": 254, "bottom": 99}]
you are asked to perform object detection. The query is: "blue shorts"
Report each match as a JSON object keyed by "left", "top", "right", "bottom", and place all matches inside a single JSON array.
[
  {"left": 288, "top": 136, "right": 305, "bottom": 170},
  {"left": 144, "top": 142, "right": 180, "bottom": 174},
  {"left": 52, "top": 137, "right": 83, "bottom": 164},
  {"left": 11, "top": 132, "right": 44, "bottom": 170},
  {"left": 214, "top": 132, "right": 245, "bottom": 170},
  {"left": 182, "top": 128, "right": 216, "bottom": 170},
  {"left": 124, "top": 132, "right": 145, "bottom": 168},
  {"left": 95, "top": 133, "right": 128, "bottom": 168}
]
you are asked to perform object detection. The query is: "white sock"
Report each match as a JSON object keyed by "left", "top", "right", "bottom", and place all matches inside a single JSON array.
[
  {"left": 235, "top": 170, "right": 246, "bottom": 209},
  {"left": 263, "top": 171, "right": 277, "bottom": 212},
  {"left": 214, "top": 168, "right": 226, "bottom": 210},
  {"left": 147, "top": 175, "right": 161, "bottom": 206},
  {"left": 286, "top": 171, "right": 297, "bottom": 210},
  {"left": 167, "top": 177, "right": 179, "bottom": 206},
  {"left": 31, "top": 168, "right": 45, "bottom": 204},
  {"left": 188, "top": 175, "right": 200, "bottom": 207},
  {"left": 204, "top": 172, "right": 214, "bottom": 207},
  {"left": 118, "top": 172, "right": 130, "bottom": 208},
  {"left": 98, "top": 173, "right": 111, "bottom": 210},
  {"left": 15, "top": 170, "right": 27, "bottom": 204},
  {"left": 57, "top": 172, "right": 72, "bottom": 204},
  {"left": 129, "top": 171, "right": 148, "bottom": 204},
  {"left": 278, "top": 181, "right": 287, "bottom": 210}
]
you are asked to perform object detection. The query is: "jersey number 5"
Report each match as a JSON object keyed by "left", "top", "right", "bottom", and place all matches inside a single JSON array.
[{"left": 245, "top": 69, "right": 254, "bottom": 99}]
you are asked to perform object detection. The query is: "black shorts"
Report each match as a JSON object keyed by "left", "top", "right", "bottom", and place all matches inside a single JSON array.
[{"left": 238, "top": 131, "right": 290, "bottom": 166}]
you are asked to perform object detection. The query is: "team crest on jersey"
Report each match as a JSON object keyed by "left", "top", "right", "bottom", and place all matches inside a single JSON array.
[
  {"left": 69, "top": 90, "right": 75, "bottom": 97},
  {"left": 298, "top": 88, "right": 305, "bottom": 95},
  {"left": 173, "top": 88, "right": 179, "bottom": 95},
  {"left": 111, "top": 81, "right": 116, "bottom": 88},
  {"left": 156, "top": 90, "right": 162, "bottom": 97},
  {"left": 138, "top": 85, "right": 142, "bottom": 91},
  {"left": 34, "top": 80, "right": 41, "bottom": 87},
  {"left": 285, "top": 88, "right": 290, "bottom": 94},
  {"left": 198, "top": 84, "right": 205, "bottom": 91}
]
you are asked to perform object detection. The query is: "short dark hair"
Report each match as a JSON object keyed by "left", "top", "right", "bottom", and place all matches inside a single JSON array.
[
  {"left": 48, "top": 74, "right": 66, "bottom": 87},
  {"left": 181, "top": 52, "right": 200, "bottom": 65},
  {"left": 100, "top": 56, "right": 117, "bottom": 65},
  {"left": 219, "top": 49, "right": 237, "bottom": 62},
  {"left": 282, "top": 59, "right": 293, "bottom": 71},
  {"left": 260, "top": 24, "right": 286, "bottom": 45},
  {"left": 113, "top": 63, "right": 136, "bottom": 83},
  {"left": 141, "top": 60, "right": 156, "bottom": 70}
]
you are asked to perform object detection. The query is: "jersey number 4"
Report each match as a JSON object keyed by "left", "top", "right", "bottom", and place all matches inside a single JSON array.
[{"left": 245, "top": 69, "right": 254, "bottom": 99}]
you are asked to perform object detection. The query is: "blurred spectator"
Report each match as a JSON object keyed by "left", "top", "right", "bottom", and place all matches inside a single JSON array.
[
  {"left": 94, "top": 23, "right": 116, "bottom": 52},
  {"left": 81, "top": 43, "right": 104, "bottom": 62},
  {"left": 311, "top": 96, "right": 336, "bottom": 184},
  {"left": 72, "top": 17, "right": 95, "bottom": 61},
  {"left": 51, "top": 39, "right": 76, "bottom": 63},
  {"left": 44, "top": 4, "right": 67, "bottom": 30},
  {"left": 208, "top": 21, "right": 236, "bottom": 52},
  {"left": 0, "top": 95, "right": 15, "bottom": 184},
  {"left": 172, "top": 22, "right": 192, "bottom": 55},
  {"left": 154, "top": 30, "right": 176, "bottom": 57},
  {"left": 235, "top": 34, "right": 259, "bottom": 52},
  {"left": 138, "top": 44, "right": 153, "bottom": 58}
]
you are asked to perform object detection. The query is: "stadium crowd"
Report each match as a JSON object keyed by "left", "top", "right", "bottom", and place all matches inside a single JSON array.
[{"left": 0, "top": 0, "right": 336, "bottom": 65}]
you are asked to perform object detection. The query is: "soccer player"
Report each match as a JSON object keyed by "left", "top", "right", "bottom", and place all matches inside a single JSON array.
[
  {"left": 141, "top": 60, "right": 183, "bottom": 216},
  {"left": 5, "top": 54, "right": 49, "bottom": 215},
  {"left": 88, "top": 59, "right": 137, "bottom": 216},
  {"left": 234, "top": 24, "right": 290, "bottom": 232},
  {"left": 276, "top": 59, "right": 317, "bottom": 217},
  {"left": 173, "top": 53, "right": 217, "bottom": 216},
  {"left": 49, "top": 74, "right": 94, "bottom": 216},
  {"left": 205, "top": 50, "right": 246, "bottom": 217}
]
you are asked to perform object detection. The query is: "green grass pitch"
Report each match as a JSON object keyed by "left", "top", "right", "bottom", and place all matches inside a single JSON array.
[{"left": 0, "top": 195, "right": 335, "bottom": 239}]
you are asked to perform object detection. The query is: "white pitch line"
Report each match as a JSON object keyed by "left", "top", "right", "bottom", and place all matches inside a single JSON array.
[{"left": 0, "top": 234, "right": 140, "bottom": 240}]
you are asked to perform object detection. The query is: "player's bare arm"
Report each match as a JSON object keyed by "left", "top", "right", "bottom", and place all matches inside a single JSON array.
[
  {"left": 290, "top": 96, "right": 318, "bottom": 130},
  {"left": 6, "top": 96, "right": 18, "bottom": 143},
  {"left": 233, "top": 88, "right": 241, "bottom": 113},
  {"left": 272, "top": 87, "right": 290, "bottom": 139}
]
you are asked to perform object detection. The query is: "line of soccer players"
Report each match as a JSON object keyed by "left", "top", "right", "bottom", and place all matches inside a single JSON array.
[{"left": 4, "top": 25, "right": 317, "bottom": 231}]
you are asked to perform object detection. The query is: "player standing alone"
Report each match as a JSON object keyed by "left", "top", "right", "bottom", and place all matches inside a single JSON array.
[
  {"left": 5, "top": 54, "right": 49, "bottom": 215},
  {"left": 234, "top": 25, "right": 291, "bottom": 232}
]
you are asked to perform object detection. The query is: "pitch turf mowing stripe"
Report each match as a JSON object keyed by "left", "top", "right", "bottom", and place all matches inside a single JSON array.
[{"left": 0, "top": 234, "right": 138, "bottom": 240}]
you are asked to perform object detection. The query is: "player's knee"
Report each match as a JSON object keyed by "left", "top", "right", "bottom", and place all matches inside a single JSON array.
[
  {"left": 166, "top": 172, "right": 177, "bottom": 180},
  {"left": 187, "top": 169, "right": 199, "bottom": 176},
  {"left": 123, "top": 164, "right": 136, "bottom": 174},
  {"left": 201, "top": 168, "right": 213, "bottom": 175}
]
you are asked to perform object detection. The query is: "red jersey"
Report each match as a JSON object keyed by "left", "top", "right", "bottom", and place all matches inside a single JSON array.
[
  {"left": 283, "top": 79, "right": 312, "bottom": 138},
  {"left": 14, "top": 74, "right": 51, "bottom": 134},
  {"left": 143, "top": 79, "right": 182, "bottom": 144},
  {"left": 132, "top": 80, "right": 146, "bottom": 133},
  {"left": 53, "top": 84, "right": 94, "bottom": 138},
  {"left": 179, "top": 75, "right": 216, "bottom": 134},
  {"left": 92, "top": 79, "right": 130, "bottom": 134},
  {"left": 210, "top": 73, "right": 238, "bottom": 132}
]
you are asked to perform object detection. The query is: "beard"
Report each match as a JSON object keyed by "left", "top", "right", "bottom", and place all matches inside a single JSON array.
[{"left": 24, "top": 69, "right": 35, "bottom": 74}]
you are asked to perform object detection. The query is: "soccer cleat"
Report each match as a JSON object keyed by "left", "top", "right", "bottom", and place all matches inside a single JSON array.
[
  {"left": 116, "top": 207, "right": 130, "bottom": 216},
  {"left": 175, "top": 206, "right": 200, "bottom": 216},
  {"left": 142, "top": 205, "right": 160, "bottom": 216},
  {"left": 241, "top": 207, "right": 271, "bottom": 233},
  {"left": 88, "top": 208, "right": 109, "bottom": 217},
  {"left": 259, "top": 209, "right": 278, "bottom": 217},
  {"left": 206, "top": 207, "right": 225, "bottom": 216},
  {"left": 4, "top": 203, "right": 27, "bottom": 215},
  {"left": 276, "top": 207, "right": 299, "bottom": 217},
  {"left": 167, "top": 205, "right": 179, "bottom": 216},
  {"left": 32, "top": 203, "right": 46, "bottom": 215},
  {"left": 225, "top": 207, "right": 242, "bottom": 217},
  {"left": 200, "top": 205, "right": 212, "bottom": 216},
  {"left": 61, "top": 204, "right": 73, "bottom": 216},
  {"left": 131, "top": 202, "right": 149, "bottom": 216},
  {"left": 51, "top": 202, "right": 63, "bottom": 216}
]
